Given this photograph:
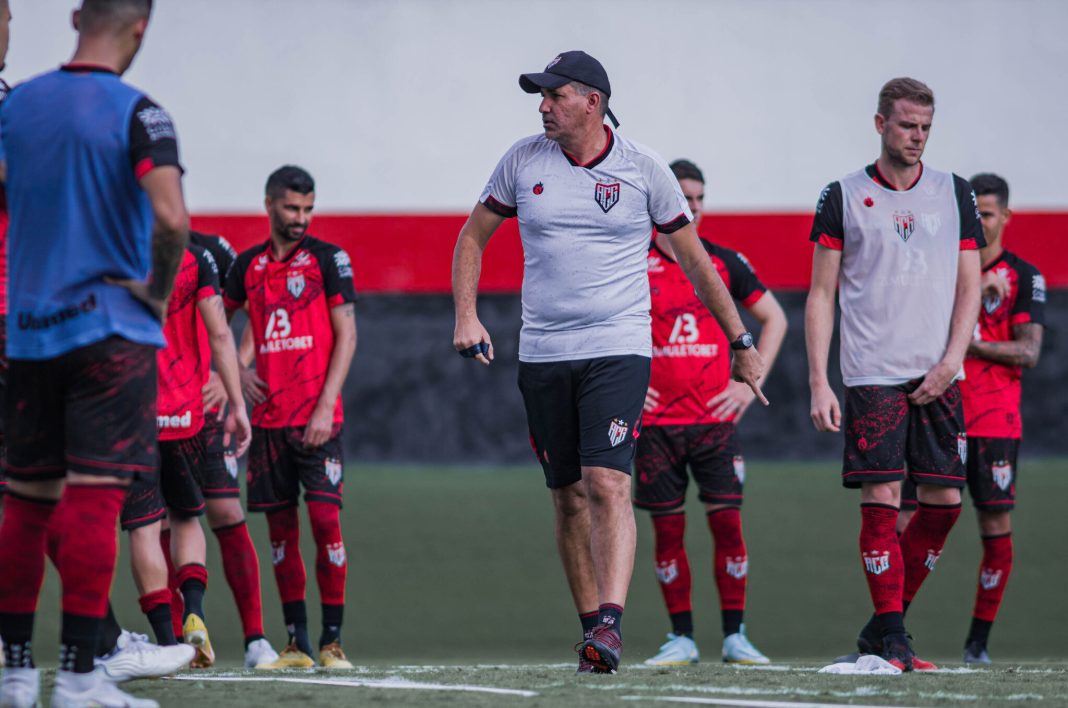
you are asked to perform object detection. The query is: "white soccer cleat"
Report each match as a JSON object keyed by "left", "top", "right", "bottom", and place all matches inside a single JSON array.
[
  {"left": 0, "top": 667, "right": 40, "bottom": 708},
  {"left": 51, "top": 669, "right": 159, "bottom": 708},
  {"left": 244, "top": 638, "right": 280, "bottom": 668},
  {"left": 722, "top": 625, "right": 770, "bottom": 664},
  {"left": 644, "top": 633, "right": 700, "bottom": 665},
  {"left": 96, "top": 631, "right": 195, "bottom": 682}
]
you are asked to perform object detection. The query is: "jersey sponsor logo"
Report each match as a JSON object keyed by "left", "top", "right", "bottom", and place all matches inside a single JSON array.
[
  {"left": 287, "top": 272, "right": 305, "bottom": 298},
  {"left": 594, "top": 182, "right": 621, "bottom": 213},
  {"left": 653, "top": 343, "right": 719, "bottom": 358},
  {"left": 1033, "top": 274, "right": 1047, "bottom": 303},
  {"left": 980, "top": 567, "right": 1002, "bottom": 590},
  {"left": 136, "top": 106, "right": 177, "bottom": 142},
  {"left": 608, "top": 418, "right": 629, "bottom": 447},
  {"left": 17, "top": 293, "right": 97, "bottom": 331},
  {"left": 157, "top": 410, "right": 193, "bottom": 431},
  {"left": 991, "top": 461, "right": 1013, "bottom": 491},
  {"left": 924, "top": 549, "right": 941, "bottom": 571},
  {"left": 532, "top": 181, "right": 544, "bottom": 195},
  {"left": 725, "top": 555, "right": 748, "bottom": 579},
  {"left": 326, "top": 541, "right": 347, "bottom": 567},
  {"left": 647, "top": 255, "right": 664, "bottom": 273},
  {"left": 921, "top": 212, "right": 942, "bottom": 236},
  {"left": 292, "top": 251, "right": 313, "bottom": 268},
  {"left": 218, "top": 236, "right": 238, "bottom": 260},
  {"left": 655, "top": 559, "right": 680, "bottom": 585},
  {"left": 325, "top": 458, "right": 342, "bottom": 486},
  {"left": 333, "top": 250, "right": 353, "bottom": 278},
  {"left": 224, "top": 453, "right": 238, "bottom": 480},
  {"left": 271, "top": 539, "right": 286, "bottom": 566},
  {"left": 668, "top": 313, "right": 699, "bottom": 344},
  {"left": 863, "top": 550, "right": 891, "bottom": 575},
  {"left": 958, "top": 433, "right": 968, "bottom": 465},
  {"left": 261, "top": 307, "right": 315, "bottom": 353},
  {"left": 733, "top": 455, "right": 746, "bottom": 484},
  {"left": 893, "top": 210, "right": 916, "bottom": 242}
]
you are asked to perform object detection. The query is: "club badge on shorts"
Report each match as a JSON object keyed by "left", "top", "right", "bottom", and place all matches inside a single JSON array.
[
  {"left": 991, "top": 460, "right": 1013, "bottom": 491},
  {"left": 224, "top": 453, "right": 238, "bottom": 480},
  {"left": 957, "top": 433, "right": 968, "bottom": 465},
  {"left": 594, "top": 182, "right": 620, "bottom": 213},
  {"left": 893, "top": 210, "right": 916, "bottom": 242},
  {"left": 325, "top": 458, "right": 342, "bottom": 486},
  {"left": 733, "top": 455, "right": 746, "bottom": 484},
  {"left": 607, "top": 418, "right": 628, "bottom": 447}
]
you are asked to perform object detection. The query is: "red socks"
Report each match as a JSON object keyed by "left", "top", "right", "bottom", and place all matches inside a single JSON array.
[
  {"left": 267, "top": 506, "right": 306, "bottom": 604},
  {"left": 708, "top": 508, "right": 747, "bottom": 611},
  {"left": 307, "top": 501, "right": 346, "bottom": 606},
  {"left": 859, "top": 503, "right": 904, "bottom": 615},
  {"left": 213, "top": 521, "right": 266, "bottom": 640},
  {"left": 974, "top": 533, "right": 1013, "bottom": 622},
  {"left": 53, "top": 486, "right": 126, "bottom": 618},
  {"left": 651, "top": 513, "right": 692, "bottom": 615},
  {"left": 900, "top": 502, "right": 961, "bottom": 603},
  {"left": 159, "top": 528, "right": 184, "bottom": 637},
  {"left": 0, "top": 493, "right": 56, "bottom": 614}
]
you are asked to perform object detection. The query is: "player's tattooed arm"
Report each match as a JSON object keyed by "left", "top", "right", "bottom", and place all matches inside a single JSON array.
[
  {"left": 142, "top": 166, "right": 190, "bottom": 306},
  {"left": 967, "top": 322, "right": 1043, "bottom": 368},
  {"left": 303, "top": 303, "right": 357, "bottom": 448}
]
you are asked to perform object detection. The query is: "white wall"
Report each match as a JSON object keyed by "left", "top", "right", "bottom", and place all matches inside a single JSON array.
[{"left": 6, "top": 0, "right": 1066, "bottom": 212}]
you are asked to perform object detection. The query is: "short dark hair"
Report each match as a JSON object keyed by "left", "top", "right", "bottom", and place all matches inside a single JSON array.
[
  {"left": 877, "top": 77, "right": 934, "bottom": 118},
  {"left": 266, "top": 165, "right": 315, "bottom": 199},
  {"left": 670, "top": 159, "right": 704, "bottom": 184},
  {"left": 79, "top": 0, "right": 152, "bottom": 33},
  {"left": 569, "top": 80, "right": 609, "bottom": 119},
  {"left": 970, "top": 173, "right": 1010, "bottom": 209}
]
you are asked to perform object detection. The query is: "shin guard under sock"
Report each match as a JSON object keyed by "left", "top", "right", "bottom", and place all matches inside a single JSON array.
[
  {"left": 55, "top": 486, "right": 125, "bottom": 621},
  {"left": 307, "top": 501, "right": 346, "bottom": 607},
  {"left": 267, "top": 506, "right": 307, "bottom": 605},
  {"left": 859, "top": 503, "right": 904, "bottom": 615},
  {"left": 973, "top": 533, "right": 1013, "bottom": 625},
  {"left": 651, "top": 513, "right": 692, "bottom": 631},
  {"left": 213, "top": 521, "right": 266, "bottom": 641},
  {"left": 900, "top": 502, "right": 961, "bottom": 603},
  {"left": 708, "top": 508, "right": 748, "bottom": 615}
]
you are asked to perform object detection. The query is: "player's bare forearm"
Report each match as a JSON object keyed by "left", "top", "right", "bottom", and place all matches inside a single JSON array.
[
  {"left": 969, "top": 323, "right": 1043, "bottom": 368},
  {"left": 140, "top": 166, "right": 189, "bottom": 302},
  {"left": 805, "top": 245, "right": 841, "bottom": 387},
  {"left": 238, "top": 321, "right": 255, "bottom": 368},
  {"left": 452, "top": 202, "right": 504, "bottom": 321},
  {"left": 314, "top": 303, "right": 357, "bottom": 416},
  {"left": 668, "top": 226, "right": 746, "bottom": 339},
  {"left": 941, "top": 249, "right": 982, "bottom": 370},
  {"left": 748, "top": 292, "right": 788, "bottom": 376},
  {"left": 199, "top": 296, "right": 245, "bottom": 410}
]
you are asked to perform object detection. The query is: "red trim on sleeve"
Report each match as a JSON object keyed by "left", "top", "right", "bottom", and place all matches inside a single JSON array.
[
  {"left": 960, "top": 238, "right": 979, "bottom": 251},
  {"left": 817, "top": 233, "right": 843, "bottom": 250},
  {"left": 134, "top": 157, "right": 155, "bottom": 180},
  {"left": 196, "top": 286, "right": 218, "bottom": 302},
  {"left": 327, "top": 293, "right": 345, "bottom": 308},
  {"left": 222, "top": 294, "right": 244, "bottom": 311},
  {"left": 742, "top": 290, "right": 767, "bottom": 308},
  {"left": 1010, "top": 313, "right": 1032, "bottom": 325}
]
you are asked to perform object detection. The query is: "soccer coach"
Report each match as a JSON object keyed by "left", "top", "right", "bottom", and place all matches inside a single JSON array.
[{"left": 452, "top": 51, "right": 766, "bottom": 673}]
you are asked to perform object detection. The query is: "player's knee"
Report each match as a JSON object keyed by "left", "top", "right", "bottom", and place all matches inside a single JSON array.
[
  {"left": 583, "top": 467, "right": 631, "bottom": 506},
  {"left": 206, "top": 498, "right": 245, "bottom": 528},
  {"left": 859, "top": 481, "right": 901, "bottom": 507},
  {"left": 551, "top": 483, "right": 589, "bottom": 518},
  {"left": 978, "top": 510, "right": 1011, "bottom": 536},
  {"left": 915, "top": 484, "right": 961, "bottom": 506}
]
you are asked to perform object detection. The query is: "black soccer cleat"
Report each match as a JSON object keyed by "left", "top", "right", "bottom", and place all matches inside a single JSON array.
[
  {"left": 963, "top": 639, "right": 991, "bottom": 665},
  {"left": 856, "top": 614, "right": 883, "bottom": 655},
  {"left": 882, "top": 633, "right": 915, "bottom": 672},
  {"left": 580, "top": 625, "right": 623, "bottom": 674}
]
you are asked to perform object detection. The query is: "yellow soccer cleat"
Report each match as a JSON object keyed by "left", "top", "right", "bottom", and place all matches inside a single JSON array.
[
  {"left": 318, "top": 641, "right": 354, "bottom": 670},
  {"left": 182, "top": 614, "right": 216, "bottom": 669},
  {"left": 258, "top": 641, "right": 315, "bottom": 669}
]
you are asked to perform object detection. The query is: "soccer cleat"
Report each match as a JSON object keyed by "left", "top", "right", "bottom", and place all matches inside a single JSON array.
[
  {"left": 644, "top": 633, "right": 699, "bottom": 665},
  {"left": 51, "top": 669, "right": 159, "bottom": 708},
  {"left": 257, "top": 641, "right": 315, "bottom": 669},
  {"left": 580, "top": 624, "right": 623, "bottom": 673},
  {"left": 963, "top": 640, "right": 991, "bottom": 665},
  {"left": 182, "top": 614, "right": 215, "bottom": 669},
  {"left": 244, "top": 638, "right": 280, "bottom": 669},
  {"left": 880, "top": 632, "right": 939, "bottom": 672},
  {"left": 856, "top": 615, "right": 883, "bottom": 655},
  {"left": 318, "top": 642, "right": 354, "bottom": 670},
  {"left": 0, "top": 667, "right": 40, "bottom": 708},
  {"left": 722, "top": 625, "right": 769, "bottom": 664},
  {"left": 97, "top": 630, "right": 195, "bottom": 681}
]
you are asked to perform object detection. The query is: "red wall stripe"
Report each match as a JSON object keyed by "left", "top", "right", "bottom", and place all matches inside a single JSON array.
[{"left": 191, "top": 212, "right": 1068, "bottom": 293}]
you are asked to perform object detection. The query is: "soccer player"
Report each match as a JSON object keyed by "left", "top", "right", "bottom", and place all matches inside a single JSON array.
[
  {"left": 0, "top": 1, "right": 188, "bottom": 704},
  {"left": 638, "top": 159, "right": 786, "bottom": 666},
  {"left": 224, "top": 166, "right": 357, "bottom": 670},
  {"left": 899, "top": 174, "right": 1045, "bottom": 664},
  {"left": 452, "top": 51, "right": 766, "bottom": 673},
  {"left": 806, "top": 77, "right": 983, "bottom": 672}
]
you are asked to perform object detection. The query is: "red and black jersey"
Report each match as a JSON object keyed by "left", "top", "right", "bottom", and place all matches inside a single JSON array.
[
  {"left": 961, "top": 250, "right": 1046, "bottom": 439},
  {"left": 189, "top": 230, "right": 239, "bottom": 410},
  {"left": 644, "top": 238, "right": 767, "bottom": 427},
  {"left": 158, "top": 245, "right": 220, "bottom": 441},
  {"left": 224, "top": 235, "right": 357, "bottom": 428}
]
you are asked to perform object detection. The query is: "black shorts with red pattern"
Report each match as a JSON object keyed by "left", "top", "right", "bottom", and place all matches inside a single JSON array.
[
  {"left": 200, "top": 411, "right": 240, "bottom": 499},
  {"left": 842, "top": 381, "right": 966, "bottom": 490},
  {"left": 120, "top": 433, "right": 209, "bottom": 529},
  {"left": 3, "top": 337, "right": 158, "bottom": 483},
  {"left": 246, "top": 425, "right": 344, "bottom": 512},
  {"left": 633, "top": 423, "right": 744, "bottom": 511},
  {"left": 902, "top": 436, "right": 1019, "bottom": 512}
]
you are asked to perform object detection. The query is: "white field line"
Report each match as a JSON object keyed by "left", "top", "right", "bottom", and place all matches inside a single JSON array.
[
  {"left": 622, "top": 697, "right": 925, "bottom": 708},
  {"left": 588, "top": 683, "right": 906, "bottom": 699},
  {"left": 169, "top": 674, "right": 536, "bottom": 697}
]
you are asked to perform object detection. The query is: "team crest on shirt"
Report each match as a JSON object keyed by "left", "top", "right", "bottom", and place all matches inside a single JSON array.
[
  {"left": 655, "top": 559, "right": 679, "bottom": 585},
  {"left": 893, "top": 210, "right": 916, "bottom": 242},
  {"left": 594, "top": 182, "right": 621, "bottom": 213},
  {"left": 325, "top": 458, "right": 343, "bottom": 486},
  {"left": 287, "top": 272, "right": 306, "bottom": 298},
  {"left": 863, "top": 550, "right": 891, "bottom": 575},
  {"left": 608, "top": 418, "right": 629, "bottom": 447},
  {"left": 983, "top": 293, "right": 1002, "bottom": 314},
  {"left": 958, "top": 434, "right": 968, "bottom": 465},
  {"left": 733, "top": 455, "right": 746, "bottom": 484},
  {"left": 991, "top": 461, "right": 1013, "bottom": 491},
  {"left": 980, "top": 567, "right": 1002, "bottom": 590}
]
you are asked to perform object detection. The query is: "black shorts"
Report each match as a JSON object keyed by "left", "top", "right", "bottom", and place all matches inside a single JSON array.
[
  {"left": 841, "top": 381, "right": 966, "bottom": 490},
  {"left": 200, "top": 412, "right": 240, "bottom": 499},
  {"left": 120, "top": 434, "right": 209, "bottom": 529},
  {"left": 120, "top": 474, "right": 166, "bottom": 531},
  {"left": 246, "top": 425, "right": 344, "bottom": 512},
  {"left": 634, "top": 423, "right": 744, "bottom": 511},
  {"left": 3, "top": 337, "right": 159, "bottom": 482},
  {"left": 903, "top": 437, "right": 1020, "bottom": 512},
  {"left": 518, "top": 355, "right": 649, "bottom": 489}
]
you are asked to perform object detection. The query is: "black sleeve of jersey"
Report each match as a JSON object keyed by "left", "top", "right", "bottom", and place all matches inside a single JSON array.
[
  {"left": 129, "top": 95, "right": 182, "bottom": 178},
  {"left": 1011, "top": 261, "right": 1046, "bottom": 326},
  {"left": 723, "top": 250, "right": 767, "bottom": 304},
  {"left": 808, "top": 181, "right": 844, "bottom": 246},
  {"left": 952, "top": 174, "right": 986, "bottom": 248},
  {"left": 194, "top": 234, "right": 237, "bottom": 283},
  {"left": 193, "top": 246, "right": 221, "bottom": 296},
  {"left": 320, "top": 245, "right": 358, "bottom": 305},
  {"left": 223, "top": 250, "right": 252, "bottom": 306}
]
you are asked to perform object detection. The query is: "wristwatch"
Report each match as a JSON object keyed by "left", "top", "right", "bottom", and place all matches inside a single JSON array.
[{"left": 730, "top": 331, "right": 754, "bottom": 351}]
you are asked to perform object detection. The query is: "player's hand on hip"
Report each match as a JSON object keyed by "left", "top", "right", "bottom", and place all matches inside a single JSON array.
[
  {"left": 227, "top": 406, "right": 252, "bottom": 458},
  {"left": 730, "top": 347, "right": 769, "bottom": 406},
  {"left": 105, "top": 277, "right": 167, "bottom": 322},
  {"left": 908, "top": 361, "right": 957, "bottom": 406},
  {"left": 810, "top": 382, "right": 841, "bottom": 432},
  {"left": 454, "top": 317, "right": 494, "bottom": 366},
  {"left": 708, "top": 380, "right": 757, "bottom": 422},
  {"left": 240, "top": 366, "right": 269, "bottom": 405},
  {"left": 302, "top": 407, "right": 334, "bottom": 449},
  {"left": 202, "top": 371, "right": 227, "bottom": 419},
  {"left": 643, "top": 386, "right": 661, "bottom": 413}
]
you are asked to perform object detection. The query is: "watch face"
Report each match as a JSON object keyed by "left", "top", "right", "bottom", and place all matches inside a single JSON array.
[{"left": 741, "top": 332, "right": 753, "bottom": 348}]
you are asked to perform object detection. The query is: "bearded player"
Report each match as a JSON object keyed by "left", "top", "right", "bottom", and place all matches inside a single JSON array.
[{"left": 638, "top": 159, "right": 786, "bottom": 666}]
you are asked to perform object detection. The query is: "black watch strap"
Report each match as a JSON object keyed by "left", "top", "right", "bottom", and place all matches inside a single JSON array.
[{"left": 730, "top": 331, "right": 754, "bottom": 351}]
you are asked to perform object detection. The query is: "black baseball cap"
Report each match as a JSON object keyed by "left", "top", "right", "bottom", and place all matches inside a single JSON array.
[{"left": 519, "top": 50, "right": 619, "bottom": 127}]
